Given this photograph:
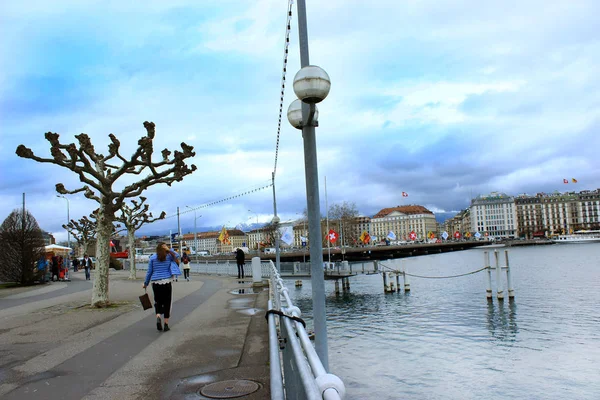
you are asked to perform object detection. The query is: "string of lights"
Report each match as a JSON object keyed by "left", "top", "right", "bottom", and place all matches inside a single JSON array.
[
  {"left": 272, "top": 0, "right": 294, "bottom": 179},
  {"left": 159, "top": 181, "right": 274, "bottom": 220}
]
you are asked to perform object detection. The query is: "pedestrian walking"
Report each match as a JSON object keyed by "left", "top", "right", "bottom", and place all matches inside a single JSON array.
[
  {"left": 83, "top": 254, "right": 92, "bottom": 280},
  {"left": 72, "top": 257, "right": 79, "bottom": 272},
  {"left": 236, "top": 248, "right": 245, "bottom": 279},
  {"left": 143, "top": 242, "right": 180, "bottom": 332},
  {"left": 51, "top": 255, "right": 59, "bottom": 282},
  {"left": 181, "top": 252, "right": 191, "bottom": 281}
]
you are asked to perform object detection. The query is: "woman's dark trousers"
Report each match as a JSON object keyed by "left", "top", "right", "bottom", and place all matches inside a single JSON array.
[
  {"left": 152, "top": 282, "right": 173, "bottom": 318},
  {"left": 237, "top": 262, "right": 244, "bottom": 279}
]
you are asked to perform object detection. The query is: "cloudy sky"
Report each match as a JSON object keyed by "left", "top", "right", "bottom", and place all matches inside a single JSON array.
[{"left": 1, "top": 0, "right": 599, "bottom": 242}]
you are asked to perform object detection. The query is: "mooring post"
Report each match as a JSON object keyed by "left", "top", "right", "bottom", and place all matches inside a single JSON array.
[
  {"left": 494, "top": 250, "right": 504, "bottom": 300},
  {"left": 346, "top": 277, "right": 350, "bottom": 290},
  {"left": 362, "top": 262, "right": 365, "bottom": 274},
  {"left": 396, "top": 272, "right": 400, "bottom": 293},
  {"left": 389, "top": 272, "right": 395, "bottom": 292},
  {"left": 505, "top": 250, "right": 514, "bottom": 298},
  {"left": 335, "top": 279, "right": 340, "bottom": 295},
  {"left": 484, "top": 251, "right": 492, "bottom": 300},
  {"left": 403, "top": 268, "right": 410, "bottom": 292},
  {"left": 382, "top": 270, "right": 388, "bottom": 293}
]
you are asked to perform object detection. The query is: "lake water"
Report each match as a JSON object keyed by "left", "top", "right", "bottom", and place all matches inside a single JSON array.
[{"left": 284, "top": 243, "right": 600, "bottom": 400}]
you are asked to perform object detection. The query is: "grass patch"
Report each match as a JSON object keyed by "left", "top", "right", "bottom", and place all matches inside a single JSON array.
[{"left": 0, "top": 283, "right": 20, "bottom": 290}]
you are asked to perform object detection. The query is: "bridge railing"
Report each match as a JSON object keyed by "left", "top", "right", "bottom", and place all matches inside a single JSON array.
[{"left": 267, "top": 261, "right": 346, "bottom": 400}]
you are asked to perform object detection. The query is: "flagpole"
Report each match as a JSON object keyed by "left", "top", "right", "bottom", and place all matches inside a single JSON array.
[{"left": 325, "top": 176, "right": 330, "bottom": 266}]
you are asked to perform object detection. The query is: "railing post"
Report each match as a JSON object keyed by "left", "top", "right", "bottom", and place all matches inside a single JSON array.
[
  {"left": 505, "top": 250, "right": 514, "bottom": 298},
  {"left": 495, "top": 250, "right": 504, "bottom": 300}
]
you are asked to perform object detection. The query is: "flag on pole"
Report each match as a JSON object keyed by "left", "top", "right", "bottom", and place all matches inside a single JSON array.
[
  {"left": 402, "top": 191, "right": 409, "bottom": 197},
  {"left": 563, "top": 179, "right": 568, "bottom": 184},
  {"left": 387, "top": 231, "right": 396, "bottom": 240},
  {"left": 300, "top": 236, "right": 308, "bottom": 247},
  {"left": 454, "top": 231, "right": 461, "bottom": 239},
  {"left": 441, "top": 231, "right": 449, "bottom": 240},
  {"left": 281, "top": 228, "right": 294, "bottom": 246},
  {"left": 328, "top": 229, "right": 339, "bottom": 243},
  {"left": 359, "top": 231, "right": 371, "bottom": 244},
  {"left": 572, "top": 178, "right": 578, "bottom": 183},
  {"left": 218, "top": 226, "right": 230, "bottom": 245},
  {"left": 409, "top": 231, "right": 417, "bottom": 240},
  {"left": 474, "top": 232, "right": 481, "bottom": 239}
]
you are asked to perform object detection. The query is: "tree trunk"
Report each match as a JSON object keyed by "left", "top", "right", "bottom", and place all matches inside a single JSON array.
[
  {"left": 92, "top": 204, "right": 113, "bottom": 307},
  {"left": 128, "top": 229, "right": 136, "bottom": 279}
]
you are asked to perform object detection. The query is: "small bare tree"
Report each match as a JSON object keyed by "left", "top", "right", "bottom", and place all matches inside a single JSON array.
[
  {"left": 16, "top": 121, "right": 196, "bottom": 307},
  {"left": 328, "top": 201, "right": 359, "bottom": 247},
  {"left": 115, "top": 197, "right": 165, "bottom": 279},
  {"left": 63, "top": 214, "right": 96, "bottom": 257},
  {"left": 0, "top": 209, "right": 45, "bottom": 285}
]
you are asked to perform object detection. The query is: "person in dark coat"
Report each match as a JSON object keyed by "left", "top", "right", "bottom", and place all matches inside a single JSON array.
[
  {"left": 51, "top": 256, "right": 59, "bottom": 282},
  {"left": 235, "top": 248, "right": 245, "bottom": 279}
]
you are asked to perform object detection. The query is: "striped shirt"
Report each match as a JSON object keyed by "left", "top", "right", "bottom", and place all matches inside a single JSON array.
[{"left": 144, "top": 251, "right": 180, "bottom": 286}]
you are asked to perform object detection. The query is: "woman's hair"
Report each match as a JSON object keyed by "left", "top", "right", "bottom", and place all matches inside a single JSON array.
[{"left": 156, "top": 242, "right": 168, "bottom": 262}]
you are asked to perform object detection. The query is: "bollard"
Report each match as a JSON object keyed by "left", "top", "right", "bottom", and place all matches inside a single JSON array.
[
  {"left": 382, "top": 270, "right": 389, "bottom": 293},
  {"left": 485, "top": 251, "right": 493, "bottom": 300},
  {"left": 251, "top": 257, "right": 262, "bottom": 287},
  {"left": 494, "top": 250, "right": 504, "bottom": 300},
  {"left": 505, "top": 250, "right": 514, "bottom": 298},
  {"left": 403, "top": 269, "right": 410, "bottom": 292},
  {"left": 335, "top": 279, "right": 340, "bottom": 295}
]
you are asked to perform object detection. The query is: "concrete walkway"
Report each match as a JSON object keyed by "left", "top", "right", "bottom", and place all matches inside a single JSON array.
[{"left": 0, "top": 270, "right": 270, "bottom": 399}]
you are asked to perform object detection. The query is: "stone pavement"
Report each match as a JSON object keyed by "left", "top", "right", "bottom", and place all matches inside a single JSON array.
[{"left": 0, "top": 269, "right": 271, "bottom": 399}]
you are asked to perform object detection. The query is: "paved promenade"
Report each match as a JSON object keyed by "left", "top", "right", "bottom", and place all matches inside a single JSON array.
[{"left": 0, "top": 269, "right": 270, "bottom": 399}]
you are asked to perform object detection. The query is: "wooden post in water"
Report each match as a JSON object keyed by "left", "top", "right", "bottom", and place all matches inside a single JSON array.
[
  {"left": 505, "top": 250, "right": 514, "bottom": 298},
  {"left": 494, "top": 250, "right": 504, "bottom": 300},
  {"left": 345, "top": 277, "right": 350, "bottom": 291},
  {"left": 382, "top": 270, "right": 389, "bottom": 293},
  {"left": 396, "top": 272, "right": 400, "bottom": 293},
  {"left": 403, "top": 268, "right": 410, "bottom": 292},
  {"left": 335, "top": 279, "right": 340, "bottom": 295},
  {"left": 389, "top": 272, "right": 395, "bottom": 292},
  {"left": 484, "top": 251, "right": 493, "bottom": 300}
]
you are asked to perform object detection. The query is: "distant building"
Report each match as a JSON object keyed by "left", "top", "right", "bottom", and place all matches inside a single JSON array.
[
  {"left": 41, "top": 231, "right": 56, "bottom": 246},
  {"left": 371, "top": 205, "right": 437, "bottom": 241},
  {"left": 470, "top": 192, "right": 517, "bottom": 238}
]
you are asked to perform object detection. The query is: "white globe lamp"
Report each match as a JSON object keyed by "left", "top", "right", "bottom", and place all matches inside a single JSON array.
[
  {"left": 293, "top": 65, "right": 331, "bottom": 104},
  {"left": 287, "top": 99, "right": 318, "bottom": 130}
]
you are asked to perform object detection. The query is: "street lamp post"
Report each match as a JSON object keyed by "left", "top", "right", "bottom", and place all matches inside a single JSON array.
[
  {"left": 287, "top": 0, "right": 332, "bottom": 370},
  {"left": 185, "top": 206, "right": 201, "bottom": 255},
  {"left": 57, "top": 195, "right": 71, "bottom": 280},
  {"left": 248, "top": 209, "right": 259, "bottom": 252}
]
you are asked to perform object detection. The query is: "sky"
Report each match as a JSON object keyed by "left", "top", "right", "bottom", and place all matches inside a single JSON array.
[{"left": 1, "top": 0, "right": 599, "bottom": 243}]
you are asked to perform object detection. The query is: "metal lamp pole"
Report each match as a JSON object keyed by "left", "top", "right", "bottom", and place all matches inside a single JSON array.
[
  {"left": 57, "top": 195, "right": 70, "bottom": 279},
  {"left": 287, "top": 0, "right": 332, "bottom": 370}
]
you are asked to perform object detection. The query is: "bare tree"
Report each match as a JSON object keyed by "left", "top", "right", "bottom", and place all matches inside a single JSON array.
[
  {"left": 63, "top": 214, "right": 96, "bottom": 257},
  {"left": 0, "top": 209, "right": 45, "bottom": 285},
  {"left": 16, "top": 121, "right": 196, "bottom": 307},
  {"left": 328, "top": 201, "right": 359, "bottom": 246},
  {"left": 261, "top": 220, "right": 279, "bottom": 247},
  {"left": 115, "top": 197, "right": 165, "bottom": 279}
]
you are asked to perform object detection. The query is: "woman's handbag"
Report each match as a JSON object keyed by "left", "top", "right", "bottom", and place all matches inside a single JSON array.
[
  {"left": 170, "top": 261, "right": 182, "bottom": 276},
  {"left": 139, "top": 289, "right": 152, "bottom": 310}
]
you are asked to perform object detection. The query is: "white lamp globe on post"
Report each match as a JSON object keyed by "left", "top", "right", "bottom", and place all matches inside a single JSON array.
[
  {"left": 287, "top": 99, "right": 318, "bottom": 129},
  {"left": 293, "top": 65, "right": 331, "bottom": 104}
]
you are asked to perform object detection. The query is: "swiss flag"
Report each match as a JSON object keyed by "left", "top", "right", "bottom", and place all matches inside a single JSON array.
[
  {"left": 409, "top": 231, "right": 417, "bottom": 240},
  {"left": 328, "top": 229, "right": 339, "bottom": 243},
  {"left": 402, "top": 191, "right": 409, "bottom": 197},
  {"left": 563, "top": 179, "right": 568, "bottom": 184},
  {"left": 454, "top": 231, "right": 461, "bottom": 239}
]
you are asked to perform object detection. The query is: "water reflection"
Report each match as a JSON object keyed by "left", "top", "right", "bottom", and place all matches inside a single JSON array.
[{"left": 486, "top": 299, "right": 518, "bottom": 342}]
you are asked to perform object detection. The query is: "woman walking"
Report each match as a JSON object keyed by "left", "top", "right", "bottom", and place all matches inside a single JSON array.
[
  {"left": 143, "top": 243, "right": 179, "bottom": 332},
  {"left": 181, "top": 252, "right": 191, "bottom": 281}
]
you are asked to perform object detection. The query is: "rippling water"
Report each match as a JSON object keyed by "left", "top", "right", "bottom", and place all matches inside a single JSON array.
[{"left": 284, "top": 244, "right": 600, "bottom": 399}]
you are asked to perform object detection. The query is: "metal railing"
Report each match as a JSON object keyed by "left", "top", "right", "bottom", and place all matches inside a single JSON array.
[{"left": 267, "top": 261, "right": 346, "bottom": 400}]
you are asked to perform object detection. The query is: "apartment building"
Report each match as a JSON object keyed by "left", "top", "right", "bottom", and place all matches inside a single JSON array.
[
  {"left": 470, "top": 192, "right": 517, "bottom": 238},
  {"left": 371, "top": 205, "right": 437, "bottom": 241}
]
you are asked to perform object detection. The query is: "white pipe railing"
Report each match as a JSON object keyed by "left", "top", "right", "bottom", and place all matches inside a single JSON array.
[{"left": 268, "top": 261, "right": 346, "bottom": 399}]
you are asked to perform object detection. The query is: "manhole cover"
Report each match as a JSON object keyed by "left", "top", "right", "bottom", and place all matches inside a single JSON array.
[{"left": 200, "top": 380, "right": 260, "bottom": 398}]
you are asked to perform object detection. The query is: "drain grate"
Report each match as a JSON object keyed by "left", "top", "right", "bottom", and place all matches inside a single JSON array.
[{"left": 200, "top": 380, "right": 260, "bottom": 398}]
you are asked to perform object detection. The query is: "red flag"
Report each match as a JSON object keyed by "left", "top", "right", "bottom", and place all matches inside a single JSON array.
[
  {"left": 328, "top": 229, "right": 339, "bottom": 243},
  {"left": 402, "top": 191, "right": 409, "bottom": 197},
  {"left": 454, "top": 231, "right": 461, "bottom": 239},
  {"left": 409, "top": 231, "right": 417, "bottom": 240},
  {"left": 563, "top": 179, "right": 568, "bottom": 184},
  {"left": 110, "top": 240, "right": 115, "bottom": 247}
]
